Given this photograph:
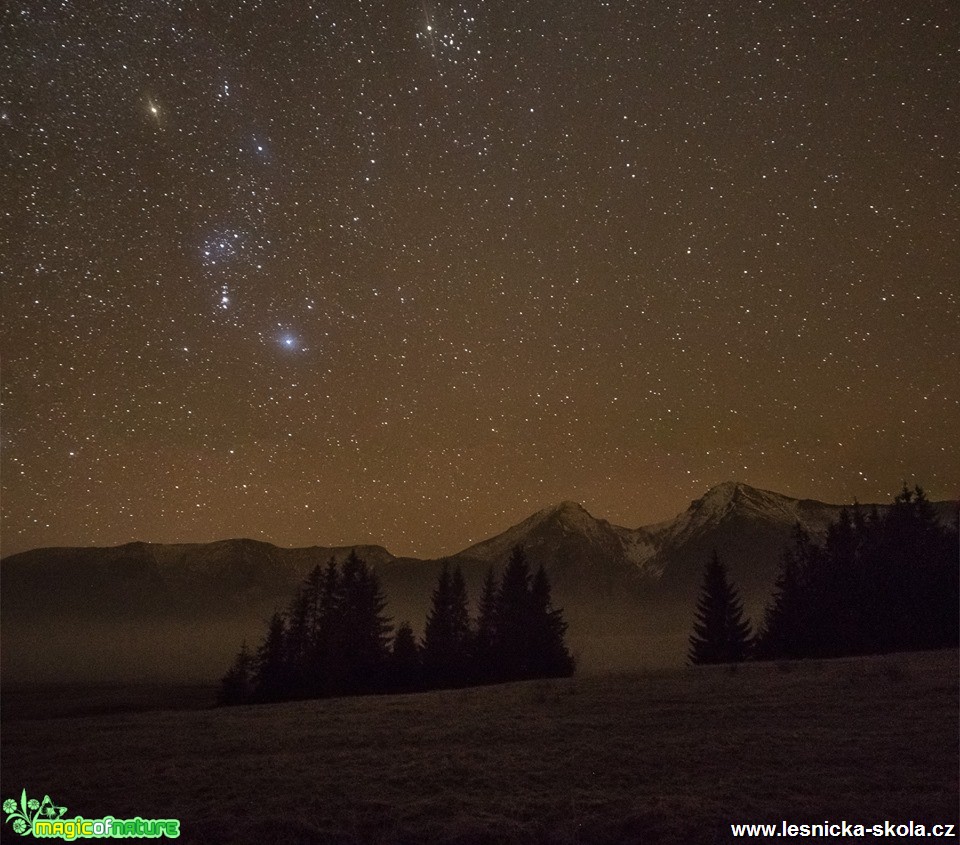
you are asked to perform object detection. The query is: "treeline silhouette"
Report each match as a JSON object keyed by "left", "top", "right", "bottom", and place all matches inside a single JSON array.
[
  {"left": 689, "top": 485, "right": 959, "bottom": 664},
  {"left": 219, "top": 545, "right": 574, "bottom": 705}
]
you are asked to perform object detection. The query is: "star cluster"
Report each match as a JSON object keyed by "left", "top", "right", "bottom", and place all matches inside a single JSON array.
[{"left": 2, "top": 1, "right": 957, "bottom": 557}]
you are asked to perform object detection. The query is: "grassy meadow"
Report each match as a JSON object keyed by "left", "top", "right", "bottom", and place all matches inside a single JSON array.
[{"left": 2, "top": 650, "right": 957, "bottom": 844}]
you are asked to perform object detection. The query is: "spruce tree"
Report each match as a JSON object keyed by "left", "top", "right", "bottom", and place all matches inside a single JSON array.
[
  {"left": 755, "top": 523, "right": 819, "bottom": 659},
  {"left": 529, "top": 564, "right": 575, "bottom": 677},
  {"left": 285, "top": 564, "right": 324, "bottom": 696},
  {"left": 449, "top": 565, "right": 472, "bottom": 646},
  {"left": 357, "top": 559, "right": 393, "bottom": 690},
  {"left": 495, "top": 545, "right": 534, "bottom": 681},
  {"left": 688, "top": 551, "right": 753, "bottom": 664},
  {"left": 754, "top": 544, "right": 805, "bottom": 660},
  {"left": 390, "top": 621, "right": 422, "bottom": 691},
  {"left": 285, "top": 586, "right": 312, "bottom": 694},
  {"left": 311, "top": 557, "right": 342, "bottom": 696},
  {"left": 422, "top": 561, "right": 452, "bottom": 683},
  {"left": 471, "top": 567, "right": 499, "bottom": 683},
  {"left": 253, "top": 612, "right": 290, "bottom": 700},
  {"left": 335, "top": 551, "right": 391, "bottom": 694},
  {"left": 218, "top": 641, "right": 253, "bottom": 705},
  {"left": 805, "top": 508, "right": 860, "bottom": 656},
  {"left": 422, "top": 562, "right": 472, "bottom": 687}
]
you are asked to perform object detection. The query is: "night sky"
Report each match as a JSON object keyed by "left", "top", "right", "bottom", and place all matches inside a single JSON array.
[{"left": 3, "top": 1, "right": 957, "bottom": 559}]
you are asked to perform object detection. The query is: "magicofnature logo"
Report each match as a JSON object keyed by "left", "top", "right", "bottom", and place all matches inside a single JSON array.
[{"left": 3, "top": 790, "right": 180, "bottom": 839}]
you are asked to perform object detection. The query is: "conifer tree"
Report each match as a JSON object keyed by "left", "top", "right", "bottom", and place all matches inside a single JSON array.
[
  {"left": 253, "top": 612, "right": 290, "bottom": 700},
  {"left": 449, "top": 564, "right": 472, "bottom": 650},
  {"left": 422, "top": 562, "right": 472, "bottom": 687},
  {"left": 756, "top": 523, "right": 823, "bottom": 660},
  {"left": 218, "top": 641, "right": 253, "bottom": 705},
  {"left": 688, "top": 551, "right": 753, "bottom": 664},
  {"left": 529, "top": 564, "right": 575, "bottom": 677},
  {"left": 285, "top": 564, "right": 324, "bottom": 696},
  {"left": 754, "top": 544, "right": 805, "bottom": 660},
  {"left": 357, "top": 559, "right": 393, "bottom": 688},
  {"left": 803, "top": 507, "right": 860, "bottom": 656},
  {"left": 335, "top": 551, "right": 392, "bottom": 694},
  {"left": 422, "top": 561, "right": 451, "bottom": 680},
  {"left": 390, "top": 621, "right": 422, "bottom": 691},
  {"left": 311, "top": 557, "right": 342, "bottom": 695},
  {"left": 495, "top": 545, "right": 534, "bottom": 680},
  {"left": 471, "top": 566, "right": 499, "bottom": 683}
]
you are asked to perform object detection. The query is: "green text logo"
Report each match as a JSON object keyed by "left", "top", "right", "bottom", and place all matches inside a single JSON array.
[{"left": 3, "top": 790, "right": 180, "bottom": 840}]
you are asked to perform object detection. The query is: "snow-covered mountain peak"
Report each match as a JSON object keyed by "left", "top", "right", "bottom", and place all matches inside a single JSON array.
[
  {"left": 689, "top": 482, "right": 805, "bottom": 527},
  {"left": 696, "top": 481, "right": 753, "bottom": 513},
  {"left": 701, "top": 480, "right": 749, "bottom": 499},
  {"left": 542, "top": 500, "right": 597, "bottom": 527},
  {"left": 454, "top": 499, "right": 621, "bottom": 567}
]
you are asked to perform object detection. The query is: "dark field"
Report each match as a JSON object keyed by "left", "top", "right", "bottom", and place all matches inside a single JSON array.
[
  {"left": 2, "top": 683, "right": 214, "bottom": 722},
  {"left": 2, "top": 650, "right": 957, "bottom": 844}
]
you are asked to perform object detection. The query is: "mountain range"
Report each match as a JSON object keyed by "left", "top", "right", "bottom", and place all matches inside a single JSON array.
[{"left": 2, "top": 482, "right": 956, "bottom": 682}]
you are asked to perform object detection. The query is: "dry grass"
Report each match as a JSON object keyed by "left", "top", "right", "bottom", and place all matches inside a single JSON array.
[
  {"left": 2, "top": 683, "right": 213, "bottom": 721},
  {"left": 2, "top": 650, "right": 957, "bottom": 844}
]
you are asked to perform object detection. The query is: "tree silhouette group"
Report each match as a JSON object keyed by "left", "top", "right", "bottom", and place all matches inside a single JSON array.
[
  {"left": 220, "top": 545, "right": 574, "bottom": 705},
  {"left": 689, "top": 485, "right": 959, "bottom": 665},
  {"left": 755, "top": 485, "right": 958, "bottom": 660}
]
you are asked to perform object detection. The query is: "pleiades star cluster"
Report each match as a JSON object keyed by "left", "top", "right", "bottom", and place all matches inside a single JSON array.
[{"left": 2, "top": 1, "right": 957, "bottom": 557}]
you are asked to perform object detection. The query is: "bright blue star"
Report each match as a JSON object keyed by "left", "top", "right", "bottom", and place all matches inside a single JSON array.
[{"left": 250, "top": 136, "right": 272, "bottom": 162}]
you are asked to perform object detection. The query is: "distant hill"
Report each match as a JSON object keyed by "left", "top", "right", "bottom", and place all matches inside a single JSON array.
[
  {"left": 2, "top": 483, "right": 956, "bottom": 682},
  {"left": 0, "top": 541, "right": 394, "bottom": 684}
]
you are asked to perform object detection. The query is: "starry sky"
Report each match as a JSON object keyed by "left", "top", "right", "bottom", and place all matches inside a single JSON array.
[{"left": 3, "top": 0, "right": 958, "bottom": 559}]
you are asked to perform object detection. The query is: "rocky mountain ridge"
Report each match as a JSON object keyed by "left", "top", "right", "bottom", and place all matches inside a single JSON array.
[{"left": 3, "top": 482, "right": 955, "bottom": 681}]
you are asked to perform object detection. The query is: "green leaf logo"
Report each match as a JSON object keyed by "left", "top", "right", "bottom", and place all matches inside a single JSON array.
[{"left": 2, "top": 789, "right": 68, "bottom": 836}]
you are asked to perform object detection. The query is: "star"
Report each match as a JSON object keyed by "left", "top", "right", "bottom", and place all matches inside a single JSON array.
[{"left": 277, "top": 333, "right": 302, "bottom": 352}]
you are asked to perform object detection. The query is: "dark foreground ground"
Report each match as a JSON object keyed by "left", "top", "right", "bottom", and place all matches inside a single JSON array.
[{"left": 2, "top": 650, "right": 957, "bottom": 844}]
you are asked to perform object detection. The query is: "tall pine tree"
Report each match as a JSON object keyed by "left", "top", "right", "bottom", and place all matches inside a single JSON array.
[
  {"left": 389, "top": 621, "right": 422, "bottom": 691},
  {"left": 529, "top": 564, "right": 575, "bottom": 677},
  {"left": 253, "top": 612, "right": 290, "bottom": 700},
  {"left": 311, "top": 557, "right": 342, "bottom": 696},
  {"left": 471, "top": 566, "right": 499, "bottom": 684},
  {"left": 285, "top": 563, "right": 324, "bottom": 697},
  {"left": 755, "top": 523, "right": 820, "bottom": 660},
  {"left": 422, "top": 562, "right": 472, "bottom": 687},
  {"left": 495, "top": 545, "right": 534, "bottom": 681},
  {"left": 754, "top": 538, "right": 806, "bottom": 660},
  {"left": 688, "top": 551, "right": 753, "bottom": 664},
  {"left": 335, "top": 551, "right": 392, "bottom": 694},
  {"left": 218, "top": 641, "right": 253, "bottom": 705}
]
